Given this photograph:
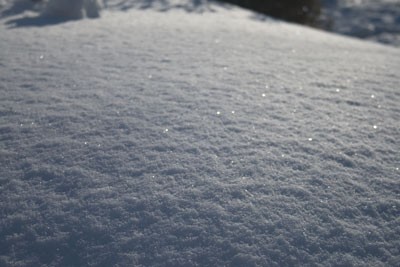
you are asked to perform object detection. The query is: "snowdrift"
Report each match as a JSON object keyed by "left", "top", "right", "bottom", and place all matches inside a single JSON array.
[{"left": 0, "top": 2, "right": 399, "bottom": 266}]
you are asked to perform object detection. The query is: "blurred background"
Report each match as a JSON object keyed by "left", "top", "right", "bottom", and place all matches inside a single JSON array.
[
  {"left": 220, "top": 0, "right": 323, "bottom": 26},
  {"left": 1, "top": 0, "right": 399, "bottom": 46},
  {"left": 218, "top": 0, "right": 400, "bottom": 47}
]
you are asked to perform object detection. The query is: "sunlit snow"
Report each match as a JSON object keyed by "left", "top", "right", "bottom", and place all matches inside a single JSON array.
[{"left": 0, "top": 1, "right": 399, "bottom": 267}]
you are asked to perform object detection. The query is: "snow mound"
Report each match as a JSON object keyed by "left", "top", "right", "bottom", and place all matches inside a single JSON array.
[{"left": 0, "top": 3, "right": 399, "bottom": 267}]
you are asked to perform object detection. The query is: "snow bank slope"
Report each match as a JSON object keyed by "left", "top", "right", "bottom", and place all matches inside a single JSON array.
[{"left": 1, "top": 6, "right": 399, "bottom": 267}]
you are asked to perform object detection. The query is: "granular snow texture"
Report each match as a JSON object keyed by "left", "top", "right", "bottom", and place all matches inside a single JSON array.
[{"left": 1, "top": 3, "right": 400, "bottom": 267}]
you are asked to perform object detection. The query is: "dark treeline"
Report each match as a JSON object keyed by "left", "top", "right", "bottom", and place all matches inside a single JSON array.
[{"left": 218, "top": 0, "right": 322, "bottom": 26}]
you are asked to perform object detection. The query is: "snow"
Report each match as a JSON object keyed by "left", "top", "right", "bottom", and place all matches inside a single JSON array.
[{"left": 1, "top": 1, "right": 400, "bottom": 266}]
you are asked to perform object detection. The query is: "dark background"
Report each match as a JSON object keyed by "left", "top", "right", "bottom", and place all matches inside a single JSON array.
[{"left": 218, "top": 0, "right": 323, "bottom": 26}]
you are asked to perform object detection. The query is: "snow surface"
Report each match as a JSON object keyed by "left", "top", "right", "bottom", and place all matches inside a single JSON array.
[{"left": 1, "top": 1, "right": 400, "bottom": 266}]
